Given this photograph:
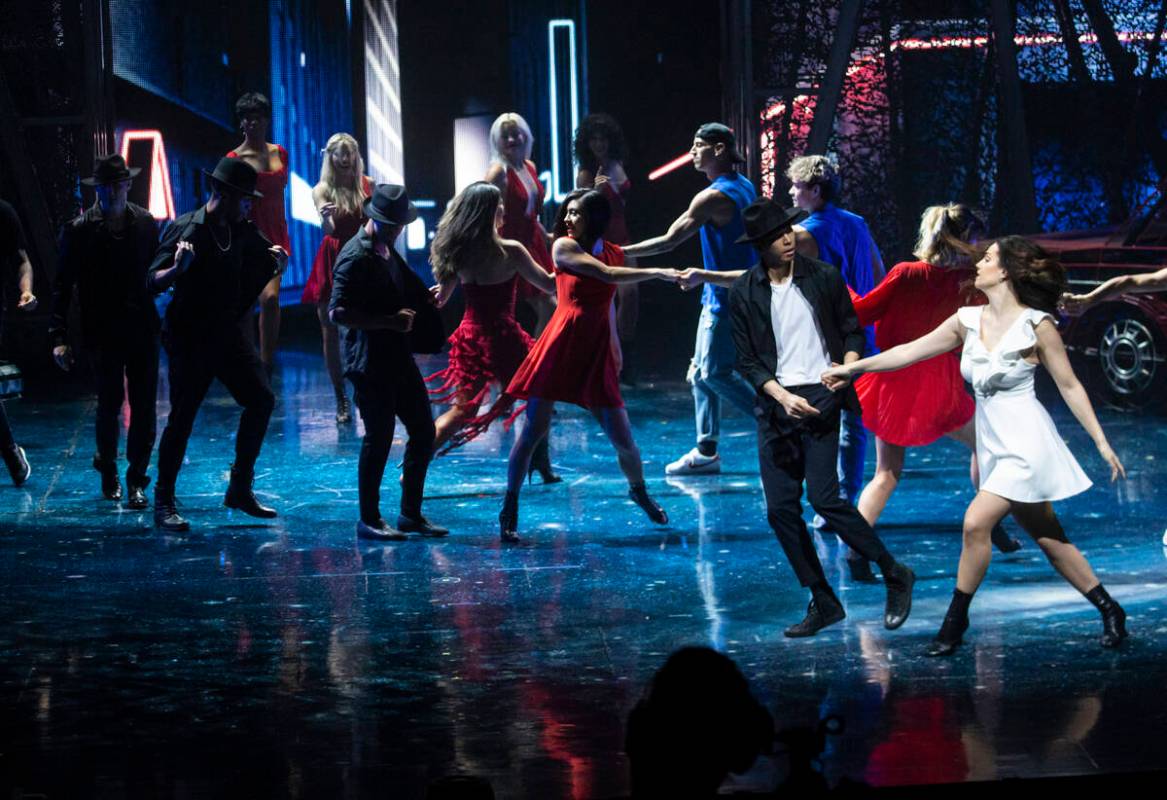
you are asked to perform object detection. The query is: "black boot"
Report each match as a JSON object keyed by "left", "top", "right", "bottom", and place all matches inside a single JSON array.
[
  {"left": 153, "top": 485, "right": 190, "bottom": 532},
  {"left": 224, "top": 465, "right": 277, "bottom": 519},
  {"left": 926, "top": 589, "right": 973, "bottom": 657},
  {"left": 628, "top": 482, "right": 668, "bottom": 524},
  {"left": 1086, "top": 584, "right": 1127, "bottom": 648},
  {"left": 881, "top": 560, "right": 916, "bottom": 630},
  {"left": 528, "top": 437, "right": 562, "bottom": 484},
  {"left": 991, "top": 521, "right": 1023, "bottom": 553},
  {"left": 93, "top": 455, "right": 123, "bottom": 501},
  {"left": 499, "top": 490, "right": 520, "bottom": 543},
  {"left": 785, "top": 584, "right": 846, "bottom": 638},
  {"left": 846, "top": 555, "right": 879, "bottom": 584},
  {"left": 3, "top": 444, "right": 30, "bottom": 486}
]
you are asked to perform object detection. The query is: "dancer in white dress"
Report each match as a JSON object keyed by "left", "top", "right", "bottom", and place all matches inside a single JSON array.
[{"left": 822, "top": 236, "right": 1127, "bottom": 655}]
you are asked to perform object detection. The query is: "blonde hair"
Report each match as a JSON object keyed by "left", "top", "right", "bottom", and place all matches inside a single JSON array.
[
  {"left": 786, "top": 155, "right": 841, "bottom": 201},
  {"left": 489, "top": 112, "right": 534, "bottom": 166},
  {"left": 913, "top": 203, "right": 985, "bottom": 268},
  {"left": 319, "top": 133, "right": 369, "bottom": 217}
]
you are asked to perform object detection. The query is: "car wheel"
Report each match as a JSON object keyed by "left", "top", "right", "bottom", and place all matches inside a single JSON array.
[{"left": 1090, "top": 306, "right": 1167, "bottom": 410}]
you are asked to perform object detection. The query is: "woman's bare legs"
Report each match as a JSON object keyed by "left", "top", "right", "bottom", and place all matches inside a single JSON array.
[
  {"left": 1009, "top": 501, "right": 1100, "bottom": 593},
  {"left": 258, "top": 274, "right": 281, "bottom": 370},
  {"left": 957, "top": 491, "right": 1012, "bottom": 593},
  {"left": 506, "top": 398, "right": 556, "bottom": 494},
  {"left": 590, "top": 406, "right": 645, "bottom": 485},
  {"left": 856, "top": 438, "right": 905, "bottom": 527},
  {"left": 316, "top": 300, "right": 349, "bottom": 421}
]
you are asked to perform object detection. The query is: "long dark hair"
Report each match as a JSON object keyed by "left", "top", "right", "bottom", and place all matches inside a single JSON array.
[
  {"left": 994, "top": 235, "right": 1067, "bottom": 313},
  {"left": 572, "top": 113, "right": 626, "bottom": 173},
  {"left": 429, "top": 182, "right": 505, "bottom": 283},
  {"left": 552, "top": 188, "right": 611, "bottom": 244}
]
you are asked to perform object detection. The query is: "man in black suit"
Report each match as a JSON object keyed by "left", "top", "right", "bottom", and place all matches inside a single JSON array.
[
  {"left": 329, "top": 184, "right": 448, "bottom": 541},
  {"left": 51, "top": 154, "right": 161, "bottom": 508},
  {"left": 727, "top": 198, "right": 915, "bottom": 637},
  {"left": 148, "top": 157, "right": 288, "bottom": 532}
]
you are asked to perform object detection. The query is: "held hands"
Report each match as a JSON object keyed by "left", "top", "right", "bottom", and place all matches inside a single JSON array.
[
  {"left": 17, "top": 291, "right": 37, "bottom": 311},
  {"left": 676, "top": 268, "right": 705, "bottom": 291},
  {"left": 387, "top": 308, "right": 416, "bottom": 332},
  {"left": 655, "top": 268, "right": 680, "bottom": 282},
  {"left": 269, "top": 246, "right": 289, "bottom": 275},
  {"left": 52, "top": 344, "right": 74, "bottom": 371},
  {"left": 1097, "top": 441, "right": 1126, "bottom": 482},
  {"left": 820, "top": 363, "right": 853, "bottom": 392}
]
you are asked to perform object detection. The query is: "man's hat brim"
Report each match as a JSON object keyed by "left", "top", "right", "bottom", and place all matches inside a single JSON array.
[
  {"left": 734, "top": 207, "right": 808, "bottom": 244},
  {"left": 363, "top": 196, "right": 419, "bottom": 225},
  {"left": 80, "top": 166, "right": 142, "bottom": 186},
  {"left": 202, "top": 169, "right": 264, "bottom": 199}
]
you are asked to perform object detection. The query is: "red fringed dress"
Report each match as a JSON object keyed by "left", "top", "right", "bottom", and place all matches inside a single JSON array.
[
  {"left": 301, "top": 176, "right": 373, "bottom": 305},
  {"left": 851, "top": 260, "right": 977, "bottom": 447}
]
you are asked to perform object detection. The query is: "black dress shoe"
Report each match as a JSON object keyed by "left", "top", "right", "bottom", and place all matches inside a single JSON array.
[
  {"left": 784, "top": 597, "right": 846, "bottom": 638},
  {"left": 991, "top": 522, "right": 1023, "bottom": 553},
  {"left": 846, "top": 556, "right": 879, "bottom": 584},
  {"left": 357, "top": 519, "right": 407, "bottom": 541},
  {"left": 154, "top": 493, "right": 190, "bottom": 532},
  {"left": 93, "top": 456, "right": 122, "bottom": 500},
  {"left": 126, "top": 485, "right": 149, "bottom": 510},
  {"left": 224, "top": 466, "right": 277, "bottom": 519},
  {"left": 883, "top": 562, "right": 915, "bottom": 630},
  {"left": 499, "top": 490, "right": 519, "bottom": 543},
  {"left": 3, "top": 444, "right": 30, "bottom": 486},
  {"left": 629, "top": 482, "right": 668, "bottom": 524},
  {"left": 396, "top": 513, "right": 449, "bottom": 537}
]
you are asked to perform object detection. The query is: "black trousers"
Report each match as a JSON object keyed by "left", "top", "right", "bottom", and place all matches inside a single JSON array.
[
  {"left": 90, "top": 336, "right": 159, "bottom": 485},
  {"left": 351, "top": 361, "right": 435, "bottom": 523},
  {"left": 757, "top": 384, "right": 889, "bottom": 587},
  {"left": 0, "top": 401, "right": 13, "bottom": 451},
  {"left": 156, "top": 333, "right": 274, "bottom": 492}
]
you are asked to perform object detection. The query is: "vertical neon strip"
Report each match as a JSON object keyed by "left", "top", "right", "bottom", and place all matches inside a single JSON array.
[{"left": 548, "top": 19, "right": 579, "bottom": 203}]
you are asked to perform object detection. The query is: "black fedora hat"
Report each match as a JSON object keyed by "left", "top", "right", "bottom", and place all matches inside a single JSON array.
[
  {"left": 735, "top": 199, "right": 808, "bottom": 244},
  {"left": 203, "top": 157, "right": 264, "bottom": 198},
  {"left": 81, "top": 153, "right": 141, "bottom": 186},
  {"left": 363, "top": 184, "right": 418, "bottom": 226}
]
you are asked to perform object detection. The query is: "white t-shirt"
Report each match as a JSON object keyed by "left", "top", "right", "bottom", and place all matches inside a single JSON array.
[{"left": 770, "top": 275, "right": 831, "bottom": 386}]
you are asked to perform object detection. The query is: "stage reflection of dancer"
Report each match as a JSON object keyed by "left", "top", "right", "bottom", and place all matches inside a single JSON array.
[
  {"left": 497, "top": 189, "right": 677, "bottom": 543},
  {"left": 228, "top": 91, "right": 291, "bottom": 374},
  {"left": 823, "top": 237, "right": 1128, "bottom": 655},
  {"left": 0, "top": 197, "right": 36, "bottom": 486},
  {"left": 727, "top": 199, "right": 915, "bottom": 637},
  {"left": 485, "top": 112, "right": 555, "bottom": 333},
  {"left": 623, "top": 123, "right": 758, "bottom": 476},
  {"left": 574, "top": 112, "right": 638, "bottom": 383},
  {"left": 148, "top": 158, "right": 288, "bottom": 532},
  {"left": 425, "top": 182, "right": 560, "bottom": 482},
  {"left": 329, "top": 185, "right": 449, "bottom": 541},
  {"left": 50, "top": 154, "right": 160, "bottom": 508},
  {"left": 848, "top": 204, "right": 1021, "bottom": 568},
  {"left": 300, "top": 133, "right": 373, "bottom": 424}
]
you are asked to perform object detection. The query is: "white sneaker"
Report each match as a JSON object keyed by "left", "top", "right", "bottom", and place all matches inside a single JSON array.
[{"left": 665, "top": 447, "right": 721, "bottom": 476}]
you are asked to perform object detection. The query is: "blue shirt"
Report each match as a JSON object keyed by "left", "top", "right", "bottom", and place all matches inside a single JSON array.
[
  {"left": 699, "top": 173, "right": 758, "bottom": 315},
  {"left": 801, "top": 203, "right": 882, "bottom": 353}
]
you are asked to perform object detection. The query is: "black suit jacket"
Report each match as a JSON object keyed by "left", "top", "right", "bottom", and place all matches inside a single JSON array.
[
  {"left": 328, "top": 229, "right": 443, "bottom": 384},
  {"left": 728, "top": 253, "right": 864, "bottom": 416}
]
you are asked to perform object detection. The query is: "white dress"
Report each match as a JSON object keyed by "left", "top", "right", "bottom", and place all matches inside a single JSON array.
[{"left": 957, "top": 306, "right": 1092, "bottom": 503}]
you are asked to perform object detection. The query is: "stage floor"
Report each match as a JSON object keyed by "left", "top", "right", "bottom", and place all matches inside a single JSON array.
[{"left": 2, "top": 348, "right": 1165, "bottom": 798}]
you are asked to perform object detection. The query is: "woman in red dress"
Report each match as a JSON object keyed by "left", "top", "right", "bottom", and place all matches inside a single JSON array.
[
  {"left": 425, "top": 181, "right": 559, "bottom": 481},
  {"left": 851, "top": 204, "right": 1019, "bottom": 552},
  {"left": 498, "top": 189, "right": 677, "bottom": 543},
  {"left": 228, "top": 92, "right": 291, "bottom": 374},
  {"left": 485, "top": 112, "right": 556, "bottom": 333},
  {"left": 300, "top": 133, "right": 372, "bottom": 423}
]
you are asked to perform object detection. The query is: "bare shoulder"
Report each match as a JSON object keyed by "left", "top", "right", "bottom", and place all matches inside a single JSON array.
[{"left": 484, "top": 162, "right": 506, "bottom": 186}]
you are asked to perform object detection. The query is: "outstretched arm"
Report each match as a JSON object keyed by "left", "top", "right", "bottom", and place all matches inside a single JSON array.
[
  {"left": 553, "top": 238, "right": 676, "bottom": 284},
  {"left": 822, "top": 313, "right": 964, "bottom": 389},
  {"left": 1061, "top": 266, "right": 1167, "bottom": 313},
  {"left": 506, "top": 240, "right": 556, "bottom": 295},
  {"left": 677, "top": 268, "right": 747, "bottom": 290},
  {"left": 622, "top": 188, "right": 722, "bottom": 258},
  {"left": 1035, "top": 318, "right": 1125, "bottom": 481}
]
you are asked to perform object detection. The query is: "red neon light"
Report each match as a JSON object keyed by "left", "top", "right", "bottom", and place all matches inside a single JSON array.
[
  {"left": 119, "top": 129, "right": 176, "bottom": 220},
  {"left": 648, "top": 152, "right": 694, "bottom": 181}
]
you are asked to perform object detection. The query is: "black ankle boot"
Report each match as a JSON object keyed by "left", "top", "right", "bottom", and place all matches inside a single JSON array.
[
  {"left": 990, "top": 522, "right": 1022, "bottom": 553},
  {"left": 628, "top": 482, "right": 668, "bottom": 524},
  {"left": 499, "top": 491, "right": 520, "bottom": 543},
  {"left": 154, "top": 486, "right": 190, "bottom": 532},
  {"left": 224, "top": 465, "right": 277, "bottom": 519},
  {"left": 785, "top": 584, "right": 846, "bottom": 638},
  {"left": 1086, "top": 584, "right": 1127, "bottom": 648},
  {"left": 926, "top": 589, "right": 973, "bottom": 657},
  {"left": 528, "top": 438, "right": 562, "bottom": 484},
  {"left": 93, "top": 455, "right": 122, "bottom": 501}
]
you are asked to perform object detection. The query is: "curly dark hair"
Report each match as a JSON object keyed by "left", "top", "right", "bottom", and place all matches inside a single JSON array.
[
  {"left": 552, "top": 188, "right": 611, "bottom": 242},
  {"left": 994, "top": 235, "right": 1067, "bottom": 314},
  {"left": 235, "top": 91, "right": 272, "bottom": 122},
  {"left": 572, "top": 113, "right": 626, "bottom": 173}
]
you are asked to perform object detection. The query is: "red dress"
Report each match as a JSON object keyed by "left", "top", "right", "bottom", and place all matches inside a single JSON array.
[
  {"left": 851, "top": 260, "right": 977, "bottom": 447},
  {"left": 597, "top": 177, "right": 631, "bottom": 244},
  {"left": 506, "top": 241, "right": 623, "bottom": 408},
  {"left": 227, "top": 145, "right": 291, "bottom": 257},
  {"left": 301, "top": 176, "right": 373, "bottom": 305},
  {"left": 500, "top": 162, "right": 553, "bottom": 297},
  {"left": 426, "top": 274, "right": 535, "bottom": 409}
]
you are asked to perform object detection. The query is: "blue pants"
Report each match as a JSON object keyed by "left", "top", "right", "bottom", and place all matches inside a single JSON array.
[{"left": 689, "top": 306, "right": 756, "bottom": 445}]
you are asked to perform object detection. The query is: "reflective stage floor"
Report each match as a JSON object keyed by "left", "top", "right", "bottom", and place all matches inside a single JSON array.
[{"left": 2, "top": 348, "right": 1165, "bottom": 798}]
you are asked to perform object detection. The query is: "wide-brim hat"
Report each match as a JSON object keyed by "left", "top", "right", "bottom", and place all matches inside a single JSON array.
[
  {"left": 203, "top": 156, "right": 263, "bottom": 198},
  {"left": 81, "top": 153, "right": 141, "bottom": 186},
  {"left": 363, "top": 183, "right": 418, "bottom": 226},
  {"left": 735, "top": 200, "right": 808, "bottom": 244}
]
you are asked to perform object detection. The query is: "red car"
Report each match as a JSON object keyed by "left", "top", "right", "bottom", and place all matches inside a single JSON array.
[{"left": 1032, "top": 183, "right": 1167, "bottom": 410}]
